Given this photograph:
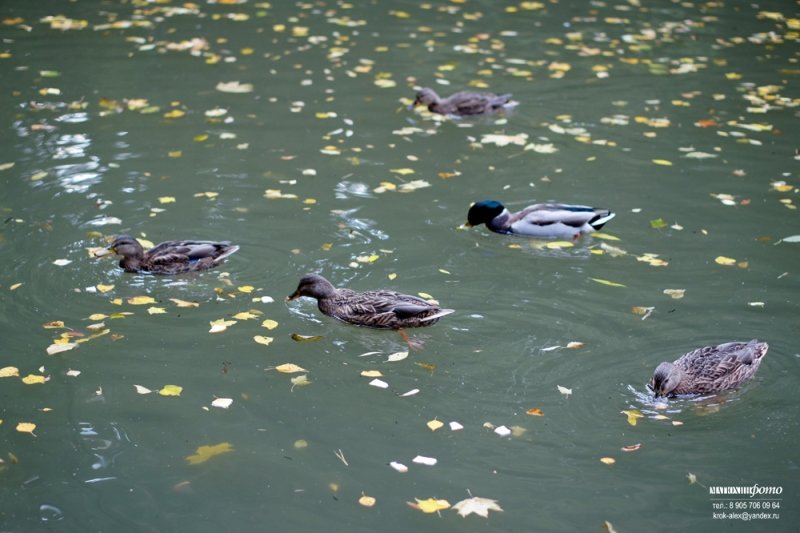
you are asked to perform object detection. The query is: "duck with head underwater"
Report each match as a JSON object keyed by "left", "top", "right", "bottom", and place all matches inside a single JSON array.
[
  {"left": 649, "top": 340, "right": 769, "bottom": 398},
  {"left": 100, "top": 234, "right": 239, "bottom": 274},
  {"left": 465, "top": 200, "right": 615, "bottom": 239},
  {"left": 287, "top": 273, "right": 454, "bottom": 349}
]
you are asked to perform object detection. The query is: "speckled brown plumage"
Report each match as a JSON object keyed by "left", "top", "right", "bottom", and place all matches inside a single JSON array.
[
  {"left": 106, "top": 234, "right": 239, "bottom": 275},
  {"left": 649, "top": 340, "right": 768, "bottom": 398},
  {"left": 409, "top": 87, "right": 513, "bottom": 116},
  {"left": 287, "top": 274, "right": 454, "bottom": 330}
]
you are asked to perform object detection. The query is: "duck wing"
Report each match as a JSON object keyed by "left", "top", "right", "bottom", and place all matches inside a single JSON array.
[
  {"left": 325, "top": 289, "right": 446, "bottom": 328},
  {"left": 146, "top": 240, "right": 237, "bottom": 262},
  {"left": 677, "top": 341, "right": 766, "bottom": 392},
  {"left": 449, "top": 92, "right": 507, "bottom": 115}
]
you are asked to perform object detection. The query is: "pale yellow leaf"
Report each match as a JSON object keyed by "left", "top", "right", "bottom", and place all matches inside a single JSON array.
[
  {"left": 253, "top": 335, "right": 273, "bottom": 346},
  {"left": 621, "top": 409, "right": 644, "bottom": 426},
  {"left": 715, "top": 256, "right": 736, "bottom": 265},
  {"left": 360, "top": 370, "right": 383, "bottom": 377},
  {"left": 16, "top": 422, "right": 36, "bottom": 435},
  {"left": 47, "top": 342, "right": 77, "bottom": 355},
  {"left": 261, "top": 319, "right": 278, "bottom": 330},
  {"left": 0, "top": 366, "right": 20, "bottom": 378},
  {"left": 600, "top": 457, "right": 616, "bottom": 465},
  {"left": 127, "top": 295, "right": 156, "bottom": 305},
  {"left": 275, "top": 363, "right": 307, "bottom": 374},
  {"left": 410, "top": 498, "right": 450, "bottom": 513},
  {"left": 170, "top": 298, "right": 199, "bottom": 308},
  {"left": 358, "top": 495, "right": 377, "bottom": 508},
  {"left": 147, "top": 307, "right": 167, "bottom": 315},
  {"left": 21, "top": 374, "right": 47, "bottom": 385},
  {"left": 427, "top": 419, "right": 444, "bottom": 431}
]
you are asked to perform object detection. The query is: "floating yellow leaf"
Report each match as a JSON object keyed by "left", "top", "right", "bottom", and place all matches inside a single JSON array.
[
  {"left": 233, "top": 311, "right": 260, "bottom": 320},
  {"left": 9, "top": 283, "right": 22, "bottom": 291},
  {"left": 409, "top": 498, "right": 451, "bottom": 514},
  {"left": 358, "top": 495, "right": 377, "bottom": 508},
  {"left": 42, "top": 321, "right": 65, "bottom": 329},
  {"left": 360, "top": 370, "right": 383, "bottom": 378},
  {"left": 238, "top": 285, "right": 255, "bottom": 293},
  {"left": 590, "top": 278, "right": 626, "bottom": 288},
  {"left": 209, "top": 319, "right": 237, "bottom": 333},
  {"left": 261, "top": 319, "right": 278, "bottom": 330},
  {"left": 290, "top": 374, "right": 311, "bottom": 389},
  {"left": 715, "top": 256, "right": 736, "bottom": 265},
  {"left": 168, "top": 150, "right": 182, "bottom": 158},
  {"left": 216, "top": 81, "right": 254, "bottom": 93},
  {"left": 88, "top": 313, "right": 108, "bottom": 320},
  {"left": 159, "top": 384, "right": 183, "bottom": 397},
  {"left": 96, "top": 284, "right": 114, "bottom": 293},
  {"left": 652, "top": 159, "right": 673, "bottom": 166},
  {"left": 600, "top": 457, "right": 616, "bottom": 465},
  {"left": 526, "top": 408, "right": 544, "bottom": 416},
  {"left": 185, "top": 442, "right": 234, "bottom": 465},
  {"left": 663, "top": 289, "right": 685, "bottom": 299},
  {"left": 390, "top": 168, "right": 415, "bottom": 175},
  {"left": 566, "top": 341, "right": 584, "bottom": 349},
  {"left": 22, "top": 374, "right": 47, "bottom": 384},
  {"left": 47, "top": 342, "right": 77, "bottom": 355},
  {"left": 158, "top": 196, "right": 176, "bottom": 204},
  {"left": 127, "top": 296, "right": 156, "bottom": 305},
  {"left": 427, "top": 419, "right": 444, "bottom": 431},
  {"left": 275, "top": 363, "right": 307, "bottom": 374},
  {"left": 0, "top": 366, "right": 20, "bottom": 378},
  {"left": 621, "top": 409, "right": 644, "bottom": 426},
  {"left": 546, "top": 241, "right": 574, "bottom": 249},
  {"left": 170, "top": 298, "right": 199, "bottom": 308},
  {"left": 16, "top": 422, "right": 36, "bottom": 435},
  {"left": 147, "top": 307, "right": 167, "bottom": 315},
  {"left": 253, "top": 335, "right": 273, "bottom": 346}
]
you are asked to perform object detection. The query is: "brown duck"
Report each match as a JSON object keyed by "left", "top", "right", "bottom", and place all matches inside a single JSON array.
[
  {"left": 287, "top": 274, "right": 454, "bottom": 348},
  {"left": 649, "top": 340, "right": 768, "bottom": 398},
  {"left": 409, "top": 87, "right": 514, "bottom": 116},
  {"left": 102, "top": 234, "right": 239, "bottom": 274}
]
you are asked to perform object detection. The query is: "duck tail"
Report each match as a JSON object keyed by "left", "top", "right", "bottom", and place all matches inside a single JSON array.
[
  {"left": 420, "top": 308, "right": 455, "bottom": 322},
  {"left": 214, "top": 244, "right": 241, "bottom": 263},
  {"left": 590, "top": 210, "right": 615, "bottom": 230}
]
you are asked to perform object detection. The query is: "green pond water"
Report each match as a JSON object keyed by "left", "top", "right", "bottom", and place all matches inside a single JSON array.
[{"left": 1, "top": 0, "right": 798, "bottom": 531}]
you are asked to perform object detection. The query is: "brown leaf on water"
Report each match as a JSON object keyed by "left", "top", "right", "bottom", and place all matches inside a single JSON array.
[{"left": 526, "top": 408, "right": 544, "bottom": 416}]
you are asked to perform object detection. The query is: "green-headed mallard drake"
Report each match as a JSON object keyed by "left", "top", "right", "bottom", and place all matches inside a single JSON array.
[
  {"left": 465, "top": 200, "right": 615, "bottom": 239},
  {"left": 409, "top": 87, "right": 514, "bottom": 116},
  {"left": 649, "top": 340, "right": 769, "bottom": 398},
  {"left": 287, "top": 274, "right": 454, "bottom": 348},
  {"left": 103, "top": 234, "right": 239, "bottom": 274}
]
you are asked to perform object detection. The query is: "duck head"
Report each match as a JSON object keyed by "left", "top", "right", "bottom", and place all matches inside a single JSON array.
[
  {"left": 108, "top": 234, "right": 144, "bottom": 258},
  {"left": 409, "top": 87, "right": 439, "bottom": 109},
  {"left": 649, "top": 362, "right": 684, "bottom": 398},
  {"left": 465, "top": 200, "right": 505, "bottom": 227},
  {"left": 287, "top": 274, "right": 337, "bottom": 301}
]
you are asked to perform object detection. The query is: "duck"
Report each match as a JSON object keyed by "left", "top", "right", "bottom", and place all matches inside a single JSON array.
[
  {"left": 102, "top": 234, "right": 239, "bottom": 274},
  {"left": 649, "top": 340, "right": 769, "bottom": 398},
  {"left": 409, "top": 87, "right": 514, "bottom": 116},
  {"left": 287, "top": 273, "right": 454, "bottom": 349},
  {"left": 465, "top": 200, "right": 615, "bottom": 239}
]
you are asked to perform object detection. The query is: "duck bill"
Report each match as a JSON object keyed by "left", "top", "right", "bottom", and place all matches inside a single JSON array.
[
  {"left": 286, "top": 291, "right": 301, "bottom": 302},
  {"left": 462, "top": 221, "right": 474, "bottom": 228},
  {"left": 92, "top": 246, "right": 114, "bottom": 258},
  {"left": 406, "top": 99, "right": 421, "bottom": 111}
]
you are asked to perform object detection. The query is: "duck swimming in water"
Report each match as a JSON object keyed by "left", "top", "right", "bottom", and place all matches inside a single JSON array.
[
  {"left": 102, "top": 234, "right": 239, "bottom": 274},
  {"left": 287, "top": 274, "right": 454, "bottom": 348},
  {"left": 465, "top": 200, "right": 615, "bottom": 239},
  {"left": 409, "top": 87, "right": 514, "bottom": 116},
  {"left": 649, "top": 340, "right": 768, "bottom": 398}
]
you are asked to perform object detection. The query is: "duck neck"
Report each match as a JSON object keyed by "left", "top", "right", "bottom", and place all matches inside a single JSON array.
[{"left": 487, "top": 209, "right": 512, "bottom": 234}]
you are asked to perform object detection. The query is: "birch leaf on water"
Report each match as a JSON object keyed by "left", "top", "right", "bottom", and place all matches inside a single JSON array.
[
  {"left": 275, "top": 363, "right": 307, "bottom": 374},
  {"left": 386, "top": 351, "right": 408, "bottom": 362},
  {"left": 408, "top": 498, "right": 450, "bottom": 514},
  {"left": 159, "top": 384, "right": 183, "bottom": 397}
]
